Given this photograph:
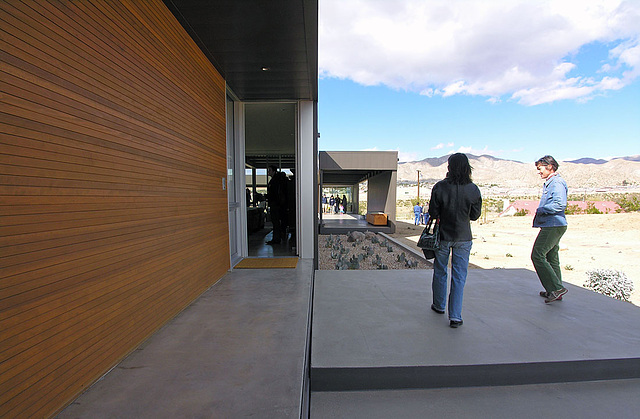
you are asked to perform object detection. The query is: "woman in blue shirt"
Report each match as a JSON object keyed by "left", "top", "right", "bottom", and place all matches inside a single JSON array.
[{"left": 531, "top": 155, "right": 568, "bottom": 303}]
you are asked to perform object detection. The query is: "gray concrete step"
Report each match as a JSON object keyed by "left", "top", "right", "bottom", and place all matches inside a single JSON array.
[{"left": 311, "top": 269, "right": 640, "bottom": 391}]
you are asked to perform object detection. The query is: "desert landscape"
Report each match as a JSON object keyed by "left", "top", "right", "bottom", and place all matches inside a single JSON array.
[
  {"left": 326, "top": 154, "right": 640, "bottom": 306},
  {"left": 387, "top": 212, "right": 640, "bottom": 307},
  {"left": 397, "top": 154, "right": 640, "bottom": 188}
]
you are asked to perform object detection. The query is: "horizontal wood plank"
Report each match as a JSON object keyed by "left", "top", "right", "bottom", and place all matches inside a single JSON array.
[{"left": 0, "top": 1, "right": 230, "bottom": 417}]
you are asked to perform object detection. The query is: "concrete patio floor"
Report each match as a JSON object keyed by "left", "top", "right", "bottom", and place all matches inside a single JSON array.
[
  {"left": 311, "top": 269, "right": 640, "bottom": 390},
  {"left": 57, "top": 260, "right": 314, "bottom": 419},
  {"left": 310, "top": 268, "right": 640, "bottom": 418},
  {"left": 57, "top": 262, "right": 640, "bottom": 418}
]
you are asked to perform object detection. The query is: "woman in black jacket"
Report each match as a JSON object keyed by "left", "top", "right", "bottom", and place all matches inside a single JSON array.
[{"left": 428, "top": 153, "right": 482, "bottom": 328}]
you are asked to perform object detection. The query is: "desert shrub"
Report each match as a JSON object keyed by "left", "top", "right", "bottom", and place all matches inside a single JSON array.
[
  {"left": 565, "top": 204, "right": 582, "bottom": 215},
  {"left": 584, "top": 269, "right": 634, "bottom": 302},
  {"left": 483, "top": 198, "right": 503, "bottom": 213},
  {"left": 514, "top": 208, "right": 529, "bottom": 216},
  {"left": 358, "top": 201, "right": 367, "bottom": 215},
  {"left": 614, "top": 193, "right": 640, "bottom": 212},
  {"left": 585, "top": 202, "right": 603, "bottom": 214}
]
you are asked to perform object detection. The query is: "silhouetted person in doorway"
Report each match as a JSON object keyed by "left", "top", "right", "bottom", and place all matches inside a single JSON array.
[
  {"left": 287, "top": 171, "right": 296, "bottom": 249},
  {"left": 266, "top": 166, "right": 288, "bottom": 245}
]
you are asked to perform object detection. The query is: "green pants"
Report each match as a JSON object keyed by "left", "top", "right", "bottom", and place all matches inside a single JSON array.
[{"left": 531, "top": 226, "right": 567, "bottom": 293}]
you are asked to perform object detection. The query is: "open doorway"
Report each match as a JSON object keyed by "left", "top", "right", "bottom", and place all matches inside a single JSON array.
[
  {"left": 320, "top": 186, "right": 355, "bottom": 215},
  {"left": 244, "top": 103, "right": 298, "bottom": 257}
]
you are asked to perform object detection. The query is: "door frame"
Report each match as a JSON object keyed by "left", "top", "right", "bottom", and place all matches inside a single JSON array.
[
  {"left": 227, "top": 93, "right": 247, "bottom": 266},
  {"left": 227, "top": 99, "right": 313, "bottom": 261}
]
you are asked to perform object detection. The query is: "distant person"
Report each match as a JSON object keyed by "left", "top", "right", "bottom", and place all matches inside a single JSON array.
[
  {"left": 254, "top": 192, "right": 265, "bottom": 206},
  {"left": 329, "top": 195, "right": 335, "bottom": 214},
  {"left": 334, "top": 196, "right": 341, "bottom": 214},
  {"left": 428, "top": 153, "right": 482, "bottom": 328},
  {"left": 531, "top": 155, "right": 568, "bottom": 303},
  {"left": 246, "top": 188, "right": 252, "bottom": 207},
  {"left": 413, "top": 202, "right": 422, "bottom": 225},
  {"left": 322, "top": 194, "right": 327, "bottom": 213},
  {"left": 342, "top": 195, "right": 348, "bottom": 213},
  {"left": 422, "top": 203, "right": 430, "bottom": 225}
]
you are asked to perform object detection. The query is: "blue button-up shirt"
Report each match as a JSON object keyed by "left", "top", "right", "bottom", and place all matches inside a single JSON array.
[{"left": 533, "top": 173, "right": 568, "bottom": 228}]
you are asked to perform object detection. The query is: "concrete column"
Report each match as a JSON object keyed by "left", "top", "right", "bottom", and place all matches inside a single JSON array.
[
  {"left": 298, "top": 101, "right": 315, "bottom": 258},
  {"left": 367, "top": 171, "right": 397, "bottom": 233}
]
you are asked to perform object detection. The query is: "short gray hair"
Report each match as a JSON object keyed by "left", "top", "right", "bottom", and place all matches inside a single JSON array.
[{"left": 535, "top": 155, "right": 559, "bottom": 171}]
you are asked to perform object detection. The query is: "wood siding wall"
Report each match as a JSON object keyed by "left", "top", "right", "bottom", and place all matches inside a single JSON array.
[{"left": 0, "top": 1, "right": 229, "bottom": 417}]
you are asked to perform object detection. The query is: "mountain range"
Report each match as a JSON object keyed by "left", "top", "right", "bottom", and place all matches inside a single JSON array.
[{"left": 397, "top": 154, "right": 640, "bottom": 188}]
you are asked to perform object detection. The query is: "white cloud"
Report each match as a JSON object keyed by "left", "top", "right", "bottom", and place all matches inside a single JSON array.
[
  {"left": 456, "top": 145, "right": 500, "bottom": 156},
  {"left": 397, "top": 151, "right": 421, "bottom": 162},
  {"left": 320, "top": 0, "right": 640, "bottom": 105},
  {"left": 431, "top": 142, "right": 455, "bottom": 150},
  {"left": 360, "top": 147, "right": 421, "bottom": 162}
]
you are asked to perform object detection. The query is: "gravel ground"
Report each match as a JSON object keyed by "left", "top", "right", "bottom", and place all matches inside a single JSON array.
[{"left": 317, "top": 232, "right": 429, "bottom": 270}]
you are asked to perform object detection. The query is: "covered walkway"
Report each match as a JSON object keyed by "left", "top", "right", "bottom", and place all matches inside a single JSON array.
[
  {"left": 58, "top": 264, "right": 640, "bottom": 418},
  {"left": 319, "top": 213, "right": 394, "bottom": 234}
]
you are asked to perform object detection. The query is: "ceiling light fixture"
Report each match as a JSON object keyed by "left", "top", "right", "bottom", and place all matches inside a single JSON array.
[{"left": 261, "top": 66, "right": 270, "bottom": 71}]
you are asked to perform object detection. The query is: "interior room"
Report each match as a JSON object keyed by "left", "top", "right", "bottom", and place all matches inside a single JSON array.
[{"left": 244, "top": 103, "right": 298, "bottom": 257}]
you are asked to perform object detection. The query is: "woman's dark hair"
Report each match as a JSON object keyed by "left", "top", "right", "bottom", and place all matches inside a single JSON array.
[
  {"left": 446, "top": 153, "right": 473, "bottom": 185},
  {"left": 535, "top": 155, "right": 559, "bottom": 171}
]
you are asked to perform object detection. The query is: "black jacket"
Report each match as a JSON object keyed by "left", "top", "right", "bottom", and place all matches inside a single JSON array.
[
  {"left": 428, "top": 179, "right": 482, "bottom": 242},
  {"left": 267, "top": 172, "right": 288, "bottom": 208}
]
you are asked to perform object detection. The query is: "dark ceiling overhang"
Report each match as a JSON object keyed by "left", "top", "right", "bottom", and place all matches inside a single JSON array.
[{"left": 163, "top": 0, "right": 318, "bottom": 101}]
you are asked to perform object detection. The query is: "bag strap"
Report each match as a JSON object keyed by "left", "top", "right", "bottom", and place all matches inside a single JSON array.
[{"left": 424, "top": 217, "right": 439, "bottom": 234}]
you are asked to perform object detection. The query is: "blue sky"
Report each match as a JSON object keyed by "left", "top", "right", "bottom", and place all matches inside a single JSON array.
[{"left": 318, "top": 0, "right": 640, "bottom": 163}]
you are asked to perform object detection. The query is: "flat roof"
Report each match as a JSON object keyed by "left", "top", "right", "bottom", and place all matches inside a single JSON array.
[{"left": 319, "top": 151, "right": 398, "bottom": 185}]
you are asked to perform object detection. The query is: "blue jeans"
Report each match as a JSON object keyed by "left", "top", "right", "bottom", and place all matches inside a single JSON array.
[
  {"left": 414, "top": 213, "right": 421, "bottom": 225},
  {"left": 432, "top": 240, "right": 472, "bottom": 322}
]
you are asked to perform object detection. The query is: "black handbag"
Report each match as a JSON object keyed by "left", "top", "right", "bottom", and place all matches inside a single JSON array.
[{"left": 417, "top": 218, "right": 440, "bottom": 259}]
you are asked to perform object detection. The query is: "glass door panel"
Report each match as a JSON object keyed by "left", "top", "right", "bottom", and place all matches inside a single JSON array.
[{"left": 227, "top": 95, "right": 241, "bottom": 265}]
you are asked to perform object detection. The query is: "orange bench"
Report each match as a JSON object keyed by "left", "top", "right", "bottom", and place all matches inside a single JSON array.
[{"left": 366, "top": 212, "right": 388, "bottom": 226}]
